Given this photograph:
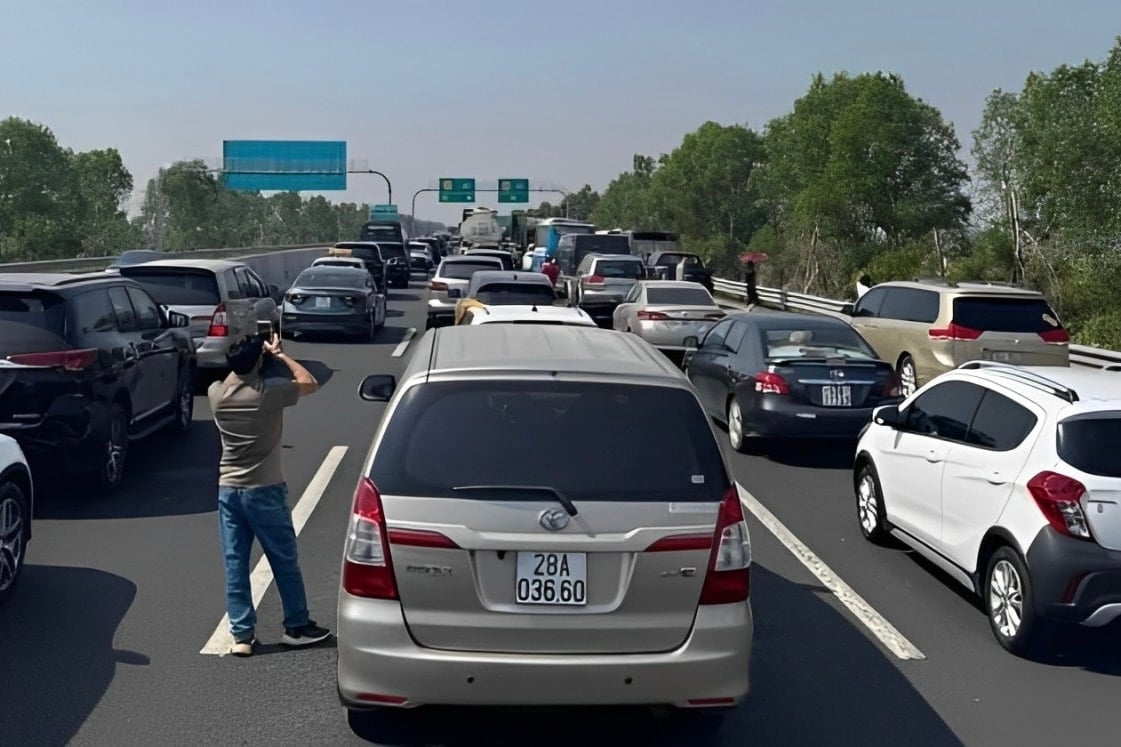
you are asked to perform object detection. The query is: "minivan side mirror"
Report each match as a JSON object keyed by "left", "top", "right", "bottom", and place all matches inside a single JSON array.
[
  {"left": 839, "top": 302, "right": 855, "bottom": 316},
  {"left": 873, "top": 404, "right": 903, "bottom": 428},
  {"left": 358, "top": 374, "right": 397, "bottom": 402}
]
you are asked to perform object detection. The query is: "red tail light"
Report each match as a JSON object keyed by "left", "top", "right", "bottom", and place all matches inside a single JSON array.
[
  {"left": 387, "top": 528, "right": 459, "bottom": 549},
  {"left": 882, "top": 372, "right": 902, "bottom": 397},
  {"left": 754, "top": 371, "right": 789, "bottom": 395},
  {"left": 429, "top": 281, "right": 448, "bottom": 291},
  {"left": 1027, "top": 471, "right": 1092, "bottom": 541},
  {"left": 1039, "top": 328, "right": 1070, "bottom": 344},
  {"left": 928, "top": 322, "right": 982, "bottom": 341},
  {"left": 699, "top": 486, "right": 751, "bottom": 605},
  {"left": 7, "top": 348, "right": 98, "bottom": 371},
  {"left": 645, "top": 534, "right": 713, "bottom": 552},
  {"left": 342, "top": 478, "right": 399, "bottom": 599},
  {"left": 583, "top": 274, "right": 605, "bottom": 286},
  {"left": 637, "top": 310, "right": 669, "bottom": 321},
  {"left": 207, "top": 302, "right": 229, "bottom": 337}
]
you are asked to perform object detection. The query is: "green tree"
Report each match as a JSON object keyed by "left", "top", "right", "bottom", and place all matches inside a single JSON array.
[{"left": 0, "top": 117, "right": 80, "bottom": 259}]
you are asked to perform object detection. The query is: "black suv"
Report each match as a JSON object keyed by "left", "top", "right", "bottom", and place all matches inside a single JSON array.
[
  {"left": 646, "top": 251, "right": 714, "bottom": 293},
  {"left": 0, "top": 273, "right": 196, "bottom": 490},
  {"left": 376, "top": 243, "right": 412, "bottom": 288}
]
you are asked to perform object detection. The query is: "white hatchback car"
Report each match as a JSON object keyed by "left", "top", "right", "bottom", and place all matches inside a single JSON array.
[{"left": 854, "top": 362, "right": 1121, "bottom": 655}]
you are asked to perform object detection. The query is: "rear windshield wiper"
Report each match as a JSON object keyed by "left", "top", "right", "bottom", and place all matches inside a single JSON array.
[{"left": 453, "top": 484, "right": 595, "bottom": 536}]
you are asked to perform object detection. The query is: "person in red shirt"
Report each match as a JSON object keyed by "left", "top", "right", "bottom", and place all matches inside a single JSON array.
[{"left": 541, "top": 256, "right": 560, "bottom": 287}]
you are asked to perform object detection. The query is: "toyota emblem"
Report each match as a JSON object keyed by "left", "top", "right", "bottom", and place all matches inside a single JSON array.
[
  {"left": 829, "top": 369, "right": 845, "bottom": 379},
  {"left": 539, "top": 508, "right": 570, "bottom": 532}
]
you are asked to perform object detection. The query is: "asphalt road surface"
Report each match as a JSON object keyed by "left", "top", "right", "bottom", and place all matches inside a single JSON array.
[{"left": 3, "top": 278, "right": 1119, "bottom": 746}]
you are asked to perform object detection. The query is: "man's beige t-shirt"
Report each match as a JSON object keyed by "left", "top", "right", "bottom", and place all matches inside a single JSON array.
[{"left": 208, "top": 373, "right": 300, "bottom": 488}]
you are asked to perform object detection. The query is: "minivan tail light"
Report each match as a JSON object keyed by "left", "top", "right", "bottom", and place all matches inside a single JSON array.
[
  {"left": 583, "top": 274, "right": 605, "bottom": 287},
  {"left": 429, "top": 281, "right": 448, "bottom": 291},
  {"left": 645, "top": 534, "right": 713, "bottom": 552},
  {"left": 1039, "top": 328, "right": 1070, "bottom": 344},
  {"left": 699, "top": 486, "right": 751, "bottom": 605},
  {"left": 637, "top": 310, "right": 669, "bottom": 321},
  {"left": 388, "top": 528, "right": 460, "bottom": 549},
  {"left": 928, "top": 322, "right": 982, "bottom": 341},
  {"left": 342, "top": 478, "right": 399, "bottom": 599},
  {"left": 1027, "top": 471, "right": 1092, "bottom": 541},
  {"left": 755, "top": 371, "right": 789, "bottom": 395},
  {"left": 207, "top": 302, "right": 229, "bottom": 337},
  {"left": 7, "top": 348, "right": 98, "bottom": 371}
]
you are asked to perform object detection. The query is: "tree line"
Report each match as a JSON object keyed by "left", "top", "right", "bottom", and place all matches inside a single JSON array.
[
  {"left": 0, "top": 121, "right": 443, "bottom": 263},
  {"left": 534, "top": 39, "right": 1121, "bottom": 349}
]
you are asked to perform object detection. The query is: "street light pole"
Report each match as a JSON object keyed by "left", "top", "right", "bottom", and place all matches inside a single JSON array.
[
  {"left": 347, "top": 169, "right": 392, "bottom": 205},
  {"left": 411, "top": 188, "right": 438, "bottom": 235}
]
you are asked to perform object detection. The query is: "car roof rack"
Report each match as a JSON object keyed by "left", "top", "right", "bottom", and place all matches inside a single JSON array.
[
  {"left": 955, "top": 280, "right": 1024, "bottom": 288},
  {"left": 957, "top": 361, "right": 1079, "bottom": 403}
]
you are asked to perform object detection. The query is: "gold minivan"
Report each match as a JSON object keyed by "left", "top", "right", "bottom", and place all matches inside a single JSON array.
[{"left": 847, "top": 280, "right": 1070, "bottom": 395}]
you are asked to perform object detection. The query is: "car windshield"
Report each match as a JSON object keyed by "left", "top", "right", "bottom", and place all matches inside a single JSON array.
[
  {"left": 595, "top": 260, "right": 645, "bottom": 279},
  {"left": 122, "top": 270, "right": 221, "bottom": 305},
  {"left": 763, "top": 326, "right": 877, "bottom": 360},
  {"left": 654, "top": 253, "right": 701, "bottom": 267},
  {"left": 475, "top": 283, "right": 556, "bottom": 305},
  {"left": 295, "top": 271, "right": 365, "bottom": 289},
  {"left": 1058, "top": 414, "right": 1121, "bottom": 477},
  {"left": 953, "top": 296, "right": 1064, "bottom": 333},
  {"left": 441, "top": 261, "right": 500, "bottom": 279},
  {"left": 646, "top": 287, "right": 714, "bottom": 306},
  {"left": 370, "top": 380, "right": 728, "bottom": 502}
]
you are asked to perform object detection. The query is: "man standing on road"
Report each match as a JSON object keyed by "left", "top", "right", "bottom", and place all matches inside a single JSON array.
[
  {"left": 208, "top": 332, "right": 331, "bottom": 657},
  {"left": 541, "top": 255, "right": 560, "bottom": 287}
]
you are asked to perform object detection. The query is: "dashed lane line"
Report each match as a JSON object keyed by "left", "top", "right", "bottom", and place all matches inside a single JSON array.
[
  {"left": 738, "top": 485, "right": 927, "bottom": 661},
  {"left": 391, "top": 328, "right": 417, "bottom": 358},
  {"left": 200, "top": 445, "right": 349, "bottom": 655}
]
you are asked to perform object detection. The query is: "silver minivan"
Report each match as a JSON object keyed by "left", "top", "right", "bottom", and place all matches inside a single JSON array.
[{"left": 337, "top": 325, "right": 754, "bottom": 723}]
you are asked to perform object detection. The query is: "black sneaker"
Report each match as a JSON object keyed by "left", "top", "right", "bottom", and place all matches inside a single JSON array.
[{"left": 281, "top": 621, "right": 331, "bottom": 647}]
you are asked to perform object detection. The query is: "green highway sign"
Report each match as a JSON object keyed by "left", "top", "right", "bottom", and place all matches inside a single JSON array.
[
  {"left": 369, "top": 203, "right": 398, "bottom": 221},
  {"left": 498, "top": 178, "right": 530, "bottom": 203},
  {"left": 439, "top": 177, "right": 475, "bottom": 203}
]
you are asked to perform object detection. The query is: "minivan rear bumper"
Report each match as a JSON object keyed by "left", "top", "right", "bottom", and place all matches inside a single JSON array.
[{"left": 337, "top": 595, "right": 752, "bottom": 709}]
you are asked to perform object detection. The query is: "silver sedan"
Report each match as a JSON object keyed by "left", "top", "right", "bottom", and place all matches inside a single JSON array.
[{"left": 613, "top": 280, "right": 726, "bottom": 350}]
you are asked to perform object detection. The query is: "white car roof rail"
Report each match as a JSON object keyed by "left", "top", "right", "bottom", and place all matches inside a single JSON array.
[{"left": 957, "top": 361, "right": 1079, "bottom": 403}]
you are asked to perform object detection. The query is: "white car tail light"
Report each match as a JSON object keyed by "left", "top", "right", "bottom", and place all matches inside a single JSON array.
[
  {"left": 1027, "top": 471, "right": 1092, "bottom": 541},
  {"left": 699, "top": 486, "right": 751, "bottom": 604}
]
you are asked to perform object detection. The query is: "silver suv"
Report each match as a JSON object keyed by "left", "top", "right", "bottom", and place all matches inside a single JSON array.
[
  {"left": 338, "top": 325, "right": 753, "bottom": 721},
  {"left": 118, "top": 259, "right": 280, "bottom": 371}
]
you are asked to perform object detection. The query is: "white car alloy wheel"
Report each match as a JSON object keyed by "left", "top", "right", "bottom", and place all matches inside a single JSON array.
[
  {"left": 727, "top": 398, "right": 746, "bottom": 452},
  {"left": 898, "top": 356, "right": 918, "bottom": 397},
  {"left": 989, "top": 559, "right": 1024, "bottom": 640},
  {"left": 857, "top": 473, "right": 879, "bottom": 534},
  {"left": 0, "top": 481, "right": 27, "bottom": 595}
]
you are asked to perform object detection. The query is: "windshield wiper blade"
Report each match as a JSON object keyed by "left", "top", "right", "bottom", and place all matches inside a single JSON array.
[{"left": 452, "top": 484, "right": 595, "bottom": 536}]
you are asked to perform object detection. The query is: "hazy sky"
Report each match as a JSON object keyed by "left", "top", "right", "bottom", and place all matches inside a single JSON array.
[{"left": 3, "top": 0, "right": 1119, "bottom": 226}]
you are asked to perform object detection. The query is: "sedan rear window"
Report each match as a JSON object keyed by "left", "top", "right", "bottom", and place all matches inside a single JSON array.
[
  {"left": 764, "top": 326, "right": 877, "bottom": 360},
  {"left": 123, "top": 271, "right": 221, "bottom": 306},
  {"left": 441, "top": 262, "right": 501, "bottom": 280},
  {"left": 953, "top": 297, "right": 1063, "bottom": 334},
  {"left": 1058, "top": 414, "right": 1121, "bottom": 477},
  {"left": 295, "top": 271, "right": 365, "bottom": 288},
  {"left": 595, "top": 260, "right": 645, "bottom": 278},
  {"left": 646, "top": 287, "right": 714, "bottom": 306},
  {"left": 475, "top": 284, "right": 556, "bottom": 305},
  {"left": 371, "top": 380, "right": 728, "bottom": 502}
]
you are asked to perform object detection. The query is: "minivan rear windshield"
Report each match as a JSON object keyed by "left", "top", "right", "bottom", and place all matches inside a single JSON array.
[
  {"left": 595, "top": 260, "right": 645, "bottom": 278},
  {"left": 122, "top": 271, "right": 220, "bottom": 306},
  {"left": 370, "top": 380, "right": 728, "bottom": 502},
  {"left": 441, "top": 261, "right": 501, "bottom": 279},
  {"left": 1058, "top": 414, "right": 1121, "bottom": 477},
  {"left": 953, "top": 297, "right": 1063, "bottom": 334},
  {"left": 475, "top": 284, "right": 556, "bottom": 305},
  {"left": 378, "top": 244, "right": 406, "bottom": 259}
]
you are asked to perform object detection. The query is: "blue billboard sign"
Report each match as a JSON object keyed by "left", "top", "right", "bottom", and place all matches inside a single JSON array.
[{"left": 222, "top": 140, "right": 347, "bottom": 191}]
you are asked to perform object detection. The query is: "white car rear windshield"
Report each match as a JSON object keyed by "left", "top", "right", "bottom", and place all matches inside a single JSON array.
[
  {"left": 370, "top": 380, "right": 728, "bottom": 501},
  {"left": 1058, "top": 413, "right": 1121, "bottom": 478}
]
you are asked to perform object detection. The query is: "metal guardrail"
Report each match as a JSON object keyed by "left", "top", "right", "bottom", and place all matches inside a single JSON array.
[
  {"left": 711, "top": 277, "right": 1121, "bottom": 371},
  {"left": 0, "top": 243, "right": 326, "bottom": 274}
]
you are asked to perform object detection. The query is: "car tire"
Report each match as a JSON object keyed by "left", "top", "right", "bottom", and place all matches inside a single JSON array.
[
  {"left": 897, "top": 355, "right": 918, "bottom": 397},
  {"left": 727, "top": 397, "right": 750, "bottom": 453},
  {"left": 984, "top": 546, "right": 1045, "bottom": 657},
  {"left": 94, "top": 403, "right": 129, "bottom": 490},
  {"left": 0, "top": 477, "right": 30, "bottom": 603},
  {"left": 172, "top": 364, "right": 195, "bottom": 433},
  {"left": 855, "top": 461, "right": 891, "bottom": 544}
]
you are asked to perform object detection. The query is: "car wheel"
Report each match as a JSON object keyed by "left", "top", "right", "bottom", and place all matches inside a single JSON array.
[
  {"left": 94, "top": 404, "right": 129, "bottom": 490},
  {"left": 172, "top": 364, "right": 195, "bottom": 433},
  {"left": 855, "top": 462, "right": 891, "bottom": 544},
  {"left": 0, "top": 478, "right": 29, "bottom": 603},
  {"left": 985, "top": 546, "right": 1044, "bottom": 656},
  {"left": 727, "top": 397, "right": 749, "bottom": 453},
  {"left": 897, "top": 355, "right": 918, "bottom": 397}
]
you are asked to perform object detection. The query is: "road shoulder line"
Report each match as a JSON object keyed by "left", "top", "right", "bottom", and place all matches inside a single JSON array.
[
  {"left": 392, "top": 328, "right": 416, "bottom": 358},
  {"left": 200, "top": 445, "right": 349, "bottom": 655},
  {"left": 739, "top": 485, "right": 926, "bottom": 661}
]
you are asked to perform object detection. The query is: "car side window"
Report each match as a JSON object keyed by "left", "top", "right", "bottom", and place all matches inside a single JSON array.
[
  {"left": 247, "top": 270, "right": 269, "bottom": 297},
  {"left": 854, "top": 287, "right": 887, "bottom": 317},
  {"left": 69, "top": 289, "right": 116, "bottom": 335},
  {"left": 903, "top": 380, "right": 985, "bottom": 442},
  {"left": 127, "top": 287, "right": 163, "bottom": 331},
  {"left": 880, "top": 288, "right": 939, "bottom": 323},
  {"left": 724, "top": 321, "right": 748, "bottom": 353},
  {"left": 234, "top": 268, "right": 258, "bottom": 298},
  {"left": 701, "top": 319, "right": 735, "bottom": 350},
  {"left": 966, "top": 390, "right": 1038, "bottom": 451},
  {"left": 107, "top": 287, "right": 137, "bottom": 332},
  {"left": 225, "top": 270, "right": 243, "bottom": 299}
]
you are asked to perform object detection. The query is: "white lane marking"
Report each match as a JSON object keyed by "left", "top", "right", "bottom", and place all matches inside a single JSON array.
[
  {"left": 739, "top": 485, "right": 926, "bottom": 661},
  {"left": 200, "top": 445, "right": 349, "bottom": 655},
  {"left": 391, "top": 328, "right": 416, "bottom": 358}
]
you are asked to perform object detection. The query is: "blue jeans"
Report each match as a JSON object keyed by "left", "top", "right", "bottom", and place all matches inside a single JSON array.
[{"left": 218, "top": 483, "right": 310, "bottom": 642}]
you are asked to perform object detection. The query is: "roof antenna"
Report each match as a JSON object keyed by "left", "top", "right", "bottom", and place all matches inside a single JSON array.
[{"left": 531, "top": 304, "right": 538, "bottom": 312}]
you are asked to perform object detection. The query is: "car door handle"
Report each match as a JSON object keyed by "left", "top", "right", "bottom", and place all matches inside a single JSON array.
[{"left": 924, "top": 450, "right": 943, "bottom": 463}]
